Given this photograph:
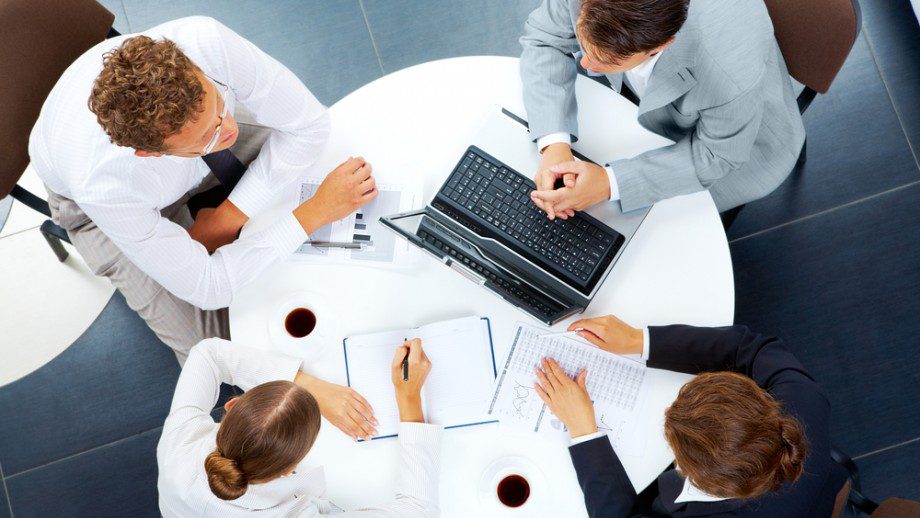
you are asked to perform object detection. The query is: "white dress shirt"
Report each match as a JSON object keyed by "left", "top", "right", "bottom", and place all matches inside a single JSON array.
[
  {"left": 157, "top": 338, "right": 443, "bottom": 517},
  {"left": 29, "top": 16, "right": 329, "bottom": 310},
  {"left": 568, "top": 327, "right": 728, "bottom": 504},
  {"left": 536, "top": 51, "right": 665, "bottom": 203}
]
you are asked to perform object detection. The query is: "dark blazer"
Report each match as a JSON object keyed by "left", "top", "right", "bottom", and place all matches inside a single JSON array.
[{"left": 569, "top": 325, "right": 846, "bottom": 517}]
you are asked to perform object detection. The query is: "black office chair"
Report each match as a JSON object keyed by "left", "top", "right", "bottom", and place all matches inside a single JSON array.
[
  {"left": 721, "top": 0, "right": 863, "bottom": 229},
  {"left": 830, "top": 444, "right": 920, "bottom": 517},
  {"left": 0, "top": 0, "right": 120, "bottom": 261}
]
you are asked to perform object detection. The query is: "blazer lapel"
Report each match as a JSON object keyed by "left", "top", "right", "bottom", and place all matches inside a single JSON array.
[
  {"left": 638, "top": 28, "right": 701, "bottom": 119},
  {"left": 606, "top": 72, "right": 624, "bottom": 92}
]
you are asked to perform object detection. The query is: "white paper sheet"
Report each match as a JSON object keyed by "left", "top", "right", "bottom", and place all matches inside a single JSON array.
[
  {"left": 293, "top": 181, "right": 418, "bottom": 265},
  {"left": 488, "top": 324, "right": 650, "bottom": 454},
  {"left": 344, "top": 316, "right": 496, "bottom": 438}
]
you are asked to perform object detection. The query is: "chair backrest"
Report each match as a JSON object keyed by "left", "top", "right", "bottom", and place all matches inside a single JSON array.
[
  {"left": 763, "top": 0, "right": 861, "bottom": 93},
  {"left": 0, "top": 0, "right": 114, "bottom": 198},
  {"left": 831, "top": 479, "right": 851, "bottom": 518},
  {"left": 871, "top": 498, "right": 920, "bottom": 517}
]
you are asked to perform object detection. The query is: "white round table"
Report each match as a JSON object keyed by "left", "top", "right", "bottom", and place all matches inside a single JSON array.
[{"left": 231, "top": 56, "right": 734, "bottom": 517}]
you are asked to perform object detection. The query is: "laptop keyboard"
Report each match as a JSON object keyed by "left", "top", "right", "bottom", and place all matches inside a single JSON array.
[
  {"left": 417, "top": 228, "right": 563, "bottom": 319},
  {"left": 437, "top": 147, "right": 621, "bottom": 285}
]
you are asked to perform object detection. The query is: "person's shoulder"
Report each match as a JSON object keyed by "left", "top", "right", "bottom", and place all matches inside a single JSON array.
[
  {"left": 690, "top": 0, "right": 775, "bottom": 94},
  {"left": 144, "top": 15, "right": 224, "bottom": 37}
]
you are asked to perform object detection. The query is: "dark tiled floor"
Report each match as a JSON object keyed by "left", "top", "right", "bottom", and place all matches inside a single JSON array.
[
  {"left": 361, "top": 0, "right": 541, "bottom": 73},
  {"left": 1, "top": 1, "right": 918, "bottom": 515},
  {"left": 0, "top": 472, "right": 10, "bottom": 518},
  {"left": 856, "top": 439, "right": 920, "bottom": 503},
  {"left": 730, "top": 182, "right": 920, "bottom": 456},
  {"left": 726, "top": 33, "right": 920, "bottom": 239},
  {"left": 5, "top": 429, "right": 162, "bottom": 518},
  {"left": 860, "top": 0, "right": 920, "bottom": 156},
  {"left": 0, "top": 293, "right": 179, "bottom": 476}
]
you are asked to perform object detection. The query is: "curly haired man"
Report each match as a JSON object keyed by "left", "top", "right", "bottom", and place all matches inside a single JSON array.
[{"left": 29, "top": 17, "right": 376, "bottom": 363}]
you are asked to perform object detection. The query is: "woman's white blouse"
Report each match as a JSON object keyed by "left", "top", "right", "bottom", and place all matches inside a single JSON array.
[{"left": 156, "top": 338, "right": 443, "bottom": 517}]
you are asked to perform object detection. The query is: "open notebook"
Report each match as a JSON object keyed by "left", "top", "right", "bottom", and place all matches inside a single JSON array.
[{"left": 343, "top": 316, "right": 497, "bottom": 439}]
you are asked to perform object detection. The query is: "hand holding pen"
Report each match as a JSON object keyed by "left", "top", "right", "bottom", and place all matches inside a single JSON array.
[{"left": 391, "top": 338, "right": 431, "bottom": 423}]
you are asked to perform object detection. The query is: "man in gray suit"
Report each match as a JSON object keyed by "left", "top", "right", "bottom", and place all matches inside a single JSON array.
[{"left": 521, "top": 0, "right": 805, "bottom": 218}]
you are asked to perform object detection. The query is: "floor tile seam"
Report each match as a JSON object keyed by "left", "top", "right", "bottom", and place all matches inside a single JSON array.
[
  {"left": 852, "top": 436, "right": 920, "bottom": 461},
  {"left": 860, "top": 27, "right": 920, "bottom": 169},
  {"left": 0, "top": 460, "right": 13, "bottom": 517},
  {"left": 3, "top": 425, "right": 163, "bottom": 480},
  {"left": 728, "top": 179, "right": 920, "bottom": 244},
  {"left": 119, "top": 0, "right": 132, "bottom": 33},
  {"left": 357, "top": 0, "right": 386, "bottom": 75}
]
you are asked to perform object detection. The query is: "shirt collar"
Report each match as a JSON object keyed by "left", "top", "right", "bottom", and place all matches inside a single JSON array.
[
  {"left": 226, "top": 465, "right": 327, "bottom": 511},
  {"left": 630, "top": 49, "right": 665, "bottom": 80},
  {"left": 674, "top": 477, "right": 731, "bottom": 504}
]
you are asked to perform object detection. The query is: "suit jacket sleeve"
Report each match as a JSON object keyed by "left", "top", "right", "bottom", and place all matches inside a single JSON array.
[
  {"left": 645, "top": 324, "right": 817, "bottom": 390},
  {"left": 610, "top": 77, "right": 766, "bottom": 212},
  {"left": 569, "top": 434, "right": 637, "bottom": 518},
  {"left": 519, "top": 0, "right": 581, "bottom": 142}
]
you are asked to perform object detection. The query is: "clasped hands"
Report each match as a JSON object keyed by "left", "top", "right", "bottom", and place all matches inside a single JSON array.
[
  {"left": 534, "top": 315, "right": 643, "bottom": 439},
  {"left": 530, "top": 142, "right": 610, "bottom": 220}
]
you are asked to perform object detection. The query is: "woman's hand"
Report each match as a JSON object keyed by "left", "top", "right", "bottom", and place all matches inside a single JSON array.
[
  {"left": 534, "top": 357, "right": 598, "bottom": 439},
  {"left": 568, "top": 314, "right": 644, "bottom": 356},
  {"left": 391, "top": 338, "right": 432, "bottom": 423},
  {"left": 295, "top": 372, "right": 378, "bottom": 441}
]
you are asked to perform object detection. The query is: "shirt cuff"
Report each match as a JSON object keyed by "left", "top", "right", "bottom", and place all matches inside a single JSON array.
[
  {"left": 398, "top": 422, "right": 444, "bottom": 443},
  {"left": 604, "top": 164, "right": 621, "bottom": 201},
  {"left": 260, "top": 212, "right": 309, "bottom": 258},
  {"left": 641, "top": 328, "right": 650, "bottom": 362},
  {"left": 227, "top": 171, "right": 274, "bottom": 218},
  {"left": 570, "top": 431, "right": 606, "bottom": 446},
  {"left": 536, "top": 132, "right": 572, "bottom": 153}
]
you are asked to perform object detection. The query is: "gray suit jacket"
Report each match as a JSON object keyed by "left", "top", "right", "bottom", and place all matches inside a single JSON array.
[{"left": 520, "top": 0, "right": 806, "bottom": 211}]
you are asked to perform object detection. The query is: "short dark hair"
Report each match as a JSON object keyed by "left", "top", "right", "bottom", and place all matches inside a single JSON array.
[{"left": 577, "top": 0, "right": 690, "bottom": 63}]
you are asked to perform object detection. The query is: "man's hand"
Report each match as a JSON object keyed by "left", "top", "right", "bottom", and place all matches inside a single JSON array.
[
  {"left": 188, "top": 199, "right": 249, "bottom": 253},
  {"left": 530, "top": 161, "right": 610, "bottom": 220},
  {"left": 568, "top": 315, "right": 644, "bottom": 356},
  {"left": 293, "top": 156, "right": 377, "bottom": 234},
  {"left": 391, "top": 338, "right": 432, "bottom": 423},
  {"left": 534, "top": 358, "right": 597, "bottom": 439},
  {"left": 534, "top": 143, "right": 576, "bottom": 220},
  {"left": 295, "top": 372, "right": 378, "bottom": 441}
]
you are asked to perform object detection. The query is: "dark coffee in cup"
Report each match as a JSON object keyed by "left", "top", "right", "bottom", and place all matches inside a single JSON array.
[
  {"left": 497, "top": 474, "right": 530, "bottom": 508},
  {"left": 285, "top": 308, "right": 316, "bottom": 338}
]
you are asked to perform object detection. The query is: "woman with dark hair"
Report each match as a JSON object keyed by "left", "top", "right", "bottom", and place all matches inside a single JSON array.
[
  {"left": 534, "top": 315, "right": 845, "bottom": 517},
  {"left": 157, "top": 338, "right": 441, "bottom": 517}
]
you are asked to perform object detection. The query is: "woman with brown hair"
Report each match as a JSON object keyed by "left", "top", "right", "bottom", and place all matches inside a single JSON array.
[
  {"left": 533, "top": 315, "right": 845, "bottom": 517},
  {"left": 156, "top": 338, "right": 441, "bottom": 517}
]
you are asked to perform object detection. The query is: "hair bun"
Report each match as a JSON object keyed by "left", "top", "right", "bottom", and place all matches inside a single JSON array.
[
  {"left": 205, "top": 450, "right": 249, "bottom": 500},
  {"left": 777, "top": 417, "right": 807, "bottom": 482}
]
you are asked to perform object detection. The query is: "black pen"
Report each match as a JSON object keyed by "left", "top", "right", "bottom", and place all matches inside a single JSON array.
[{"left": 401, "top": 338, "right": 409, "bottom": 381}]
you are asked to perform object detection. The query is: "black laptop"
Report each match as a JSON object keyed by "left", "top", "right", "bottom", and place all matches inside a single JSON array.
[{"left": 381, "top": 140, "right": 642, "bottom": 325}]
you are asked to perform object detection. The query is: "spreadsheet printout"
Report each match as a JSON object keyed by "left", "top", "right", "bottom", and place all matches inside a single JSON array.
[{"left": 488, "top": 324, "right": 650, "bottom": 453}]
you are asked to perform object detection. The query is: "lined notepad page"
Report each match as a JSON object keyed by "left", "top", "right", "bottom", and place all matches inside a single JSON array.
[{"left": 344, "top": 316, "right": 496, "bottom": 438}]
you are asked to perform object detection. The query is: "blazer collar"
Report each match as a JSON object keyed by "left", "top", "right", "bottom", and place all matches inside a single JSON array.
[
  {"left": 638, "top": 26, "right": 701, "bottom": 116},
  {"left": 658, "top": 468, "right": 747, "bottom": 517}
]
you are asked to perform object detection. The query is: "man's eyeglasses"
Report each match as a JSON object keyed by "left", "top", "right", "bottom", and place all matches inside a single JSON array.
[{"left": 199, "top": 77, "right": 230, "bottom": 156}]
